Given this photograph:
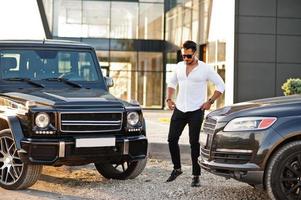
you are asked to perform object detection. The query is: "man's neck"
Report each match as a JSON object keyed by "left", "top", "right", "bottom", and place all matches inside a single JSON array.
[{"left": 186, "top": 58, "right": 198, "bottom": 67}]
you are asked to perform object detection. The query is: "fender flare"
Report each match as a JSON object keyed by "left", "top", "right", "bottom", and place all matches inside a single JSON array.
[{"left": 0, "top": 115, "right": 24, "bottom": 150}]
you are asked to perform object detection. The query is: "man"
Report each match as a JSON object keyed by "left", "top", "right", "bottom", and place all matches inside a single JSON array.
[{"left": 166, "top": 40, "right": 225, "bottom": 187}]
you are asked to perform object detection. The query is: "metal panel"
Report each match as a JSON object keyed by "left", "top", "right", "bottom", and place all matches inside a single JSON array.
[
  {"left": 277, "top": 18, "right": 301, "bottom": 35},
  {"left": 238, "top": 16, "right": 276, "bottom": 34},
  {"left": 237, "top": 63, "right": 275, "bottom": 102},
  {"left": 278, "top": 0, "right": 301, "bottom": 18},
  {"left": 235, "top": 0, "right": 301, "bottom": 103},
  {"left": 277, "top": 36, "right": 301, "bottom": 63},
  {"left": 237, "top": 34, "right": 275, "bottom": 62},
  {"left": 238, "top": 0, "right": 276, "bottom": 17}
]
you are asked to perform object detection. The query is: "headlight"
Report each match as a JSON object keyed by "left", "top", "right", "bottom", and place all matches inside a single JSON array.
[
  {"left": 224, "top": 117, "right": 277, "bottom": 132},
  {"left": 127, "top": 112, "right": 139, "bottom": 126},
  {"left": 35, "top": 112, "right": 50, "bottom": 128}
]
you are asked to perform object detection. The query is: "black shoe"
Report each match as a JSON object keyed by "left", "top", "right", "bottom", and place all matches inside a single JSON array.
[
  {"left": 191, "top": 176, "right": 200, "bottom": 187},
  {"left": 166, "top": 169, "right": 183, "bottom": 182}
]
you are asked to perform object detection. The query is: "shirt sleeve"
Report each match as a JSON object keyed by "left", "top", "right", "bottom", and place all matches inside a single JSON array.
[
  {"left": 207, "top": 65, "right": 225, "bottom": 93},
  {"left": 167, "top": 66, "right": 178, "bottom": 89}
]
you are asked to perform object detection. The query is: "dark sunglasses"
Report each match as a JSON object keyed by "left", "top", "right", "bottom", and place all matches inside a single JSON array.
[{"left": 182, "top": 54, "right": 193, "bottom": 59}]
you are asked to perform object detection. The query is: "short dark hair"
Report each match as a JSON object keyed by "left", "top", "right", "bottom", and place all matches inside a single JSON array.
[{"left": 182, "top": 40, "right": 197, "bottom": 52}]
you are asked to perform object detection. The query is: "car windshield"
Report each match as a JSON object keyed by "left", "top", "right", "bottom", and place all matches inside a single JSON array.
[{"left": 0, "top": 49, "right": 101, "bottom": 82}]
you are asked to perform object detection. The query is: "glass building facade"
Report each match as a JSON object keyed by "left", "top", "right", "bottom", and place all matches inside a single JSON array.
[
  {"left": 40, "top": 0, "right": 231, "bottom": 109},
  {"left": 165, "top": 0, "right": 231, "bottom": 109}
]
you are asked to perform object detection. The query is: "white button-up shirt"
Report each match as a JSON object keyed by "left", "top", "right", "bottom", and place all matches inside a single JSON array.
[{"left": 167, "top": 60, "right": 225, "bottom": 112}]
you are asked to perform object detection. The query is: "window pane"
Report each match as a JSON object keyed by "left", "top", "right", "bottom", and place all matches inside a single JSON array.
[
  {"left": 137, "top": 52, "right": 163, "bottom": 108},
  {"left": 192, "top": 0, "right": 199, "bottom": 42},
  {"left": 139, "top": 3, "right": 164, "bottom": 40},
  {"left": 109, "top": 51, "right": 137, "bottom": 101},
  {"left": 53, "top": 0, "right": 82, "bottom": 37},
  {"left": 111, "top": 2, "right": 138, "bottom": 39},
  {"left": 83, "top": 1, "right": 110, "bottom": 38},
  {"left": 53, "top": 0, "right": 111, "bottom": 38},
  {"left": 166, "top": 6, "right": 184, "bottom": 46}
]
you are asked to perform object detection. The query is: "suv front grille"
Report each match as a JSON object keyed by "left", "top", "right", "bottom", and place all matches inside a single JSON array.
[
  {"left": 60, "top": 112, "right": 123, "bottom": 133},
  {"left": 212, "top": 151, "right": 252, "bottom": 164},
  {"left": 201, "top": 117, "right": 252, "bottom": 164},
  {"left": 201, "top": 117, "right": 217, "bottom": 161},
  {"left": 203, "top": 117, "right": 217, "bottom": 149}
]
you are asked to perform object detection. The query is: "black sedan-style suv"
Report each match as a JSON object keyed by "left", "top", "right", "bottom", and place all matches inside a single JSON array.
[
  {"left": 199, "top": 95, "right": 301, "bottom": 200},
  {"left": 0, "top": 40, "right": 147, "bottom": 190}
]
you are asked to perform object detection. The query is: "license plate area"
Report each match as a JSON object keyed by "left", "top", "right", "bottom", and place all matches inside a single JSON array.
[
  {"left": 199, "top": 132, "right": 208, "bottom": 147},
  {"left": 75, "top": 137, "right": 115, "bottom": 148}
]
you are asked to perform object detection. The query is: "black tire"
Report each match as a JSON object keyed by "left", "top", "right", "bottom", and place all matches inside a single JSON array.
[
  {"left": 0, "top": 129, "right": 43, "bottom": 190},
  {"left": 95, "top": 157, "right": 147, "bottom": 180},
  {"left": 265, "top": 141, "right": 301, "bottom": 200}
]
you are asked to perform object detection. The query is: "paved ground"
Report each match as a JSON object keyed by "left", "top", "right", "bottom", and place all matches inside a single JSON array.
[
  {"left": 143, "top": 109, "right": 204, "bottom": 161},
  {"left": 0, "top": 160, "right": 269, "bottom": 200},
  {"left": 143, "top": 109, "right": 210, "bottom": 144},
  {"left": 143, "top": 109, "right": 187, "bottom": 144}
]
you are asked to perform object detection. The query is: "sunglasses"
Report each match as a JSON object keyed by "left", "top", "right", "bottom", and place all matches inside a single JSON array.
[{"left": 182, "top": 54, "right": 193, "bottom": 59}]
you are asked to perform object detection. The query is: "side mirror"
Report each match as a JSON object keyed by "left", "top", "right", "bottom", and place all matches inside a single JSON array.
[{"left": 104, "top": 76, "right": 114, "bottom": 87}]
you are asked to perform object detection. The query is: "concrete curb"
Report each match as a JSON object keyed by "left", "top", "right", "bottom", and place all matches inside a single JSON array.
[{"left": 148, "top": 142, "right": 191, "bottom": 163}]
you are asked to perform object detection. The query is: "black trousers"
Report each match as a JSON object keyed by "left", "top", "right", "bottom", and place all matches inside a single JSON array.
[{"left": 168, "top": 107, "right": 204, "bottom": 176}]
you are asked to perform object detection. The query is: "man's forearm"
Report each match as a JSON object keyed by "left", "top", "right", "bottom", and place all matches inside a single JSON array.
[
  {"left": 167, "top": 87, "right": 175, "bottom": 100},
  {"left": 209, "top": 91, "right": 222, "bottom": 102}
]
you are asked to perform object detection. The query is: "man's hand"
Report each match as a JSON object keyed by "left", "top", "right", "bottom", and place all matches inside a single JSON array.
[
  {"left": 201, "top": 101, "right": 212, "bottom": 110},
  {"left": 167, "top": 99, "right": 176, "bottom": 110}
]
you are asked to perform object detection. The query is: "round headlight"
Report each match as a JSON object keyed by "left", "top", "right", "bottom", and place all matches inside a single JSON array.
[
  {"left": 35, "top": 112, "right": 50, "bottom": 128},
  {"left": 127, "top": 112, "right": 139, "bottom": 126}
]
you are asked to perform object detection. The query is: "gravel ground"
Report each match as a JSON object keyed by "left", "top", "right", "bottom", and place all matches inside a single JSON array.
[{"left": 0, "top": 159, "right": 270, "bottom": 200}]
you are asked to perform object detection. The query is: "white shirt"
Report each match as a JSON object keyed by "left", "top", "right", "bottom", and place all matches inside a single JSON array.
[{"left": 167, "top": 60, "right": 225, "bottom": 112}]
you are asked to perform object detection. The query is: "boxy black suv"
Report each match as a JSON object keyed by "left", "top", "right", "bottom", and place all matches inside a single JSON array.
[
  {"left": 0, "top": 40, "right": 147, "bottom": 190},
  {"left": 198, "top": 95, "right": 301, "bottom": 200}
]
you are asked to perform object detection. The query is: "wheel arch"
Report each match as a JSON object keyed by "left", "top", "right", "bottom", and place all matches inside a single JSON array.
[
  {"left": 0, "top": 114, "right": 25, "bottom": 150},
  {"left": 262, "top": 133, "right": 301, "bottom": 187}
]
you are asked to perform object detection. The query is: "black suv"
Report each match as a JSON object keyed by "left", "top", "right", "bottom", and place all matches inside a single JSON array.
[
  {"left": 199, "top": 95, "right": 301, "bottom": 200},
  {"left": 0, "top": 40, "right": 147, "bottom": 190}
]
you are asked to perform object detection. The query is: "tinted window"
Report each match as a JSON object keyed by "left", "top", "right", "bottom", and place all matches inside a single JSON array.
[{"left": 0, "top": 49, "right": 101, "bottom": 81}]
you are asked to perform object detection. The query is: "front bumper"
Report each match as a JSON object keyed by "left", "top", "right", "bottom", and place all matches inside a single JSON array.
[
  {"left": 19, "top": 135, "right": 147, "bottom": 166},
  {"left": 199, "top": 156, "right": 263, "bottom": 185},
  {"left": 198, "top": 127, "right": 281, "bottom": 186}
]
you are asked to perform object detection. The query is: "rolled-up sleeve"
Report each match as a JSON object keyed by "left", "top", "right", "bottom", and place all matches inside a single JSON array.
[
  {"left": 167, "top": 68, "right": 178, "bottom": 89},
  {"left": 207, "top": 66, "right": 225, "bottom": 93}
]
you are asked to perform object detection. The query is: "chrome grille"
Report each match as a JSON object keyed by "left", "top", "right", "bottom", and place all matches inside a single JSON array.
[
  {"left": 201, "top": 117, "right": 217, "bottom": 161},
  {"left": 203, "top": 117, "right": 217, "bottom": 149},
  {"left": 60, "top": 112, "right": 122, "bottom": 133},
  {"left": 201, "top": 117, "right": 252, "bottom": 164},
  {"left": 203, "top": 117, "right": 217, "bottom": 134},
  {"left": 201, "top": 147, "right": 210, "bottom": 160}
]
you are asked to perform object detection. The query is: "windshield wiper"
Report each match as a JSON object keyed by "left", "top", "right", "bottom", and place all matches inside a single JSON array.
[
  {"left": 3, "top": 77, "right": 45, "bottom": 88},
  {"left": 42, "top": 77, "right": 82, "bottom": 88}
]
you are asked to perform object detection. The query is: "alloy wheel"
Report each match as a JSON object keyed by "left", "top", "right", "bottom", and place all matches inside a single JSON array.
[
  {"left": 112, "top": 161, "right": 131, "bottom": 173},
  {"left": 0, "top": 136, "right": 23, "bottom": 185},
  {"left": 280, "top": 155, "right": 301, "bottom": 199}
]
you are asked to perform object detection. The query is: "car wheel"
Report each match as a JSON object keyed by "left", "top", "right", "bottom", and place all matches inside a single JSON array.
[
  {"left": 94, "top": 157, "right": 147, "bottom": 180},
  {"left": 265, "top": 141, "right": 301, "bottom": 200},
  {"left": 0, "top": 129, "right": 43, "bottom": 190}
]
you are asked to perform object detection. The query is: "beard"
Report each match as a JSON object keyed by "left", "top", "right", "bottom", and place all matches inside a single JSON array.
[{"left": 185, "top": 58, "right": 195, "bottom": 65}]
